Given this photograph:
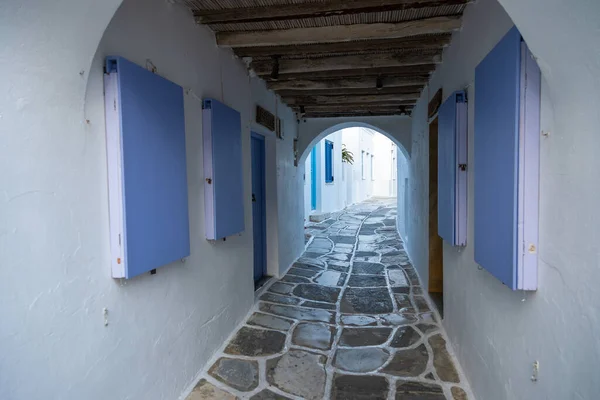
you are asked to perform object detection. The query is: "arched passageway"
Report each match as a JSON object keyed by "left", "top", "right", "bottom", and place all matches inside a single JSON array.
[
  {"left": 299, "top": 123, "right": 411, "bottom": 242},
  {"left": 2, "top": 1, "right": 600, "bottom": 400}
]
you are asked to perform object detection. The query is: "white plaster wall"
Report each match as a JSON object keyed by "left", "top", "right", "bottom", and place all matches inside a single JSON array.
[
  {"left": 396, "top": 154, "right": 410, "bottom": 240},
  {"left": 0, "top": 0, "right": 303, "bottom": 399},
  {"left": 404, "top": 0, "right": 600, "bottom": 399},
  {"left": 250, "top": 79, "right": 305, "bottom": 276},
  {"left": 372, "top": 134, "right": 397, "bottom": 197}
]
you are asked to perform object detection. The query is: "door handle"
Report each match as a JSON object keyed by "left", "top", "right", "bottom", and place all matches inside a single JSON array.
[{"left": 252, "top": 193, "right": 256, "bottom": 202}]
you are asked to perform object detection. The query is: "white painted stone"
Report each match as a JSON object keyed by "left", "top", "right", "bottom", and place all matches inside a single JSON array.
[
  {"left": 388, "top": 270, "right": 409, "bottom": 287},
  {"left": 314, "top": 270, "right": 342, "bottom": 286}
]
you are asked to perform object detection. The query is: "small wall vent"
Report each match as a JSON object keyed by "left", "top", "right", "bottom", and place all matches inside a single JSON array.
[{"left": 256, "top": 105, "right": 276, "bottom": 132}]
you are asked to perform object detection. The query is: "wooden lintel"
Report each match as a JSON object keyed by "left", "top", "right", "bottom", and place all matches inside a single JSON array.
[
  {"left": 196, "top": 0, "right": 470, "bottom": 24},
  {"left": 217, "top": 16, "right": 462, "bottom": 47},
  {"left": 266, "top": 65, "right": 436, "bottom": 81},
  {"left": 293, "top": 106, "right": 413, "bottom": 114},
  {"left": 253, "top": 52, "right": 440, "bottom": 75},
  {"left": 270, "top": 77, "right": 428, "bottom": 91},
  {"left": 276, "top": 86, "right": 424, "bottom": 97},
  {"left": 291, "top": 101, "right": 416, "bottom": 110},
  {"left": 233, "top": 34, "right": 452, "bottom": 59},
  {"left": 284, "top": 93, "right": 421, "bottom": 105},
  {"left": 300, "top": 110, "right": 413, "bottom": 118},
  {"left": 270, "top": 76, "right": 428, "bottom": 90}
]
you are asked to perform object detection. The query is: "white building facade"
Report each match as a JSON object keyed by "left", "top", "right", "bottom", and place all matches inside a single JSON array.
[{"left": 303, "top": 128, "right": 398, "bottom": 221}]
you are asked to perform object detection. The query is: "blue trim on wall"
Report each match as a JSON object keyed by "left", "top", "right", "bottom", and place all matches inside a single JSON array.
[{"left": 325, "top": 140, "right": 334, "bottom": 183}]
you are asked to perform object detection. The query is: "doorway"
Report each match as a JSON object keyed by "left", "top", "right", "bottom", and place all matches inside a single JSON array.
[
  {"left": 251, "top": 133, "right": 267, "bottom": 288},
  {"left": 428, "top": 117, "right": 444, "bottom": 316}
]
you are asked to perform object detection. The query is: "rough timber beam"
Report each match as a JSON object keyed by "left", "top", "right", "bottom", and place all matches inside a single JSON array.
[
  {"left": 265, "top": 65, "right": 436, "bottom": 81},
  {"left": 233, "top": 34, "right": 452, "bottom": 59},
  {"left": 300, "top": 110, "right": 413, "bottom": 118},
  {"left": 283, "top": 93, "right": 421, "bottom": 106},
  {"left": 276, "top": 86, "right": 424, "bottom": 97},
  {"left": 291, "top": 101, "right": 416, "bottom": 111},
  {"left": 216, "top": 16, "right": 462, "bottom": 47},
  {"left": 269, "top": 76, "right": 428, "bottom": 90},
  {"left": 196, "top": 0, "right": 470, "bottom": 24},
  {"left": 253, "top": 52, "right": 441, "bottom": 75}
]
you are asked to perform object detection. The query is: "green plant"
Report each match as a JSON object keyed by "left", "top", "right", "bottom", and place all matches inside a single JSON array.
[{"left": 342, "top": 144, "right": 354, "bottom": 164}]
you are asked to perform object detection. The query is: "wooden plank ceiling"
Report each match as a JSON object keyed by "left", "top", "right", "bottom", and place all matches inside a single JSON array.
[{"left": 178, "top": 0, "right": 468, "bottom": 118}]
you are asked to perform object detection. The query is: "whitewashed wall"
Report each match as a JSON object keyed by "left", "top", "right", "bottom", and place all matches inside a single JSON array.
[
  {"left": 403, "top": 0, "right": 600, "bottom": 399},
  {"left": 372, "top": 134, "right": 397, "bottom": 197},
  {"left": 0, "top": 0, "right": 304, "bottom": 399}
]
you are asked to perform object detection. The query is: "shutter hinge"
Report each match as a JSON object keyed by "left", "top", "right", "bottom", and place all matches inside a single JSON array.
[
  {"left": 458, "top": 164, "right": 467, "bottom": 171},
  {"left": 114, "top": 99, "right": 117, "bottom": 111},
  {"left": 118, "top": 233, "right": 121, "bottom": 246}
]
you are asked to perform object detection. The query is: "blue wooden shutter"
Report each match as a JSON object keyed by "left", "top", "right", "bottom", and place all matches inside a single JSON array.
[
  {"left": 104, "top": 56, "right": 190, "bottom": 279},
  {"left": 438, "top": 91, "right": 468, "bottom": 246},
  {"left": 203, "top": 99, "right": 244, "bottom": 240},
  {"left": 325, "top": 140, "right": 334, "bottom": 183},
  {"left": 474, "top": 27, "right": 540, "bottom": 290}
]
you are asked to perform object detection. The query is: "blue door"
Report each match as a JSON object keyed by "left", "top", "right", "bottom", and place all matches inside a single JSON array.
[
  {"left": 251, "top": 133, "right": 267, "bottom": 282},
  {"left": 310, "top": 147, "right": 317, "bottom": 210}
]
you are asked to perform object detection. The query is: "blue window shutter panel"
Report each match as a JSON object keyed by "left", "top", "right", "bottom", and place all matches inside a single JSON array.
[
  {"left": 202, "top": 99, "right": 244, "bottom": 240},
  {"left": 438, "top": 91, "right": 468, "bottom": 247},
  {"left": 438, "top": 92, "right": 457, "bottom": 245},
  {"left": 325, "top": 140, "right": 334, "bottom": 183},
  {"left": 474, "top": 27, "right": 522, "bottom": 289},
  {"left": 104, "top": 56, "right": 190, "bottom": 279}
]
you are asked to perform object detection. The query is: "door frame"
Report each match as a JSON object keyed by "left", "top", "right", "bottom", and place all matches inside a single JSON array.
[{"left": 251, "top": 132, "right": 267, "bottom": 283}]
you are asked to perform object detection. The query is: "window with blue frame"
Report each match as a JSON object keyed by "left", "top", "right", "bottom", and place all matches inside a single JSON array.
[{"left": 325, "top": 140, "right": 334, "bottom": 183}]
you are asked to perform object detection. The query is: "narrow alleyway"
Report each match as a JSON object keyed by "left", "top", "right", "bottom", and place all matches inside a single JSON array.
[{"left": 188, "top": 199, "right": 470, "bottom": 400}]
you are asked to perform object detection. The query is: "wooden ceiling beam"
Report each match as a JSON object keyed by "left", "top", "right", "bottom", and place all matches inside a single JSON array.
[
  {"left": 300, "top": 111, "right": 412, "bottom": 118},
  {"left": 233, "top": 34, "right": 452, "bottom": 58},
  {"left": 266, "top": 65, "right": 436, "bottom": 81},
  {"left": 269, "top": 76, "right": 428, "bottom": 90},
  {"left": 291, "top": 101, "right": 416, "bottom": 110},
  {"left": 283, "top": 93, "right": 421, "bottom": 105},
  {"left": 276, "top": 86, "right": 424, "bottom": 97},
  {"left": 253, "top": 52, "right": 440, "bottom": 75},
  {"left": 216, "top": 16, "right": 462, "bottom": 47},
  {"left": 196, "top": 0, "right": 470, "bottom": 24},
  {"left": 293, "top": 106, "right": 413, "bottom": 114}
]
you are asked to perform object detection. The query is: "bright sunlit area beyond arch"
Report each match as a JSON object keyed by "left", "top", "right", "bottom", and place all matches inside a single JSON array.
[{"left": 303, "top": 127, "right": 408, "bottom": 229}]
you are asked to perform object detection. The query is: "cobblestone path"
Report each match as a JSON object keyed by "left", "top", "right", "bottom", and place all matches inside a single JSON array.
[{"left": 187, "top": 198, "right": 471, "bottom": 400}]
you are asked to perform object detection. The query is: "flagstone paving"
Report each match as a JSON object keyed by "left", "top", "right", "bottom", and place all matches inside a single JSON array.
[{"left": 188, "top": 198, "right": 472, "bottom": 400}]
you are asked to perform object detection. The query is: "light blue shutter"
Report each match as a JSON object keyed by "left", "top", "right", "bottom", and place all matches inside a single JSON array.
[
  {"left": 474, "top": 26, "right": 540, "bottom": 290},
  {"left": 104, "top": 56, "right": 190, "bottom": 279},
  {"left": 438, "top": 90, "right": 467, "bottom": 247}
]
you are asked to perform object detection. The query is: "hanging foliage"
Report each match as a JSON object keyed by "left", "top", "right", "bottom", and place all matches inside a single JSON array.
[{"left": 342, "top": 144, "right": 354, "bottom": 164}]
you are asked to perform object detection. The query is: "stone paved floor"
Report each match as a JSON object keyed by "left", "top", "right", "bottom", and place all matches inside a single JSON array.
[{"left": 188, "top": 198, "right": 471, "bottom": 400}]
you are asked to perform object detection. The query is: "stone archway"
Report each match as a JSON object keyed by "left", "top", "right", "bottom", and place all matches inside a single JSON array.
[{"left": 297, "top": 117, "right": 411, "bottom": 164}]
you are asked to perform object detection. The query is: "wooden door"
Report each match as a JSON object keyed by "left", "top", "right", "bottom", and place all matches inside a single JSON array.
[
  {"left": 429, "top": 118, "right": 444, "bottom": 293},
  {"left": 251, "top": 133, "right": 267, "bottom": 283}
]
